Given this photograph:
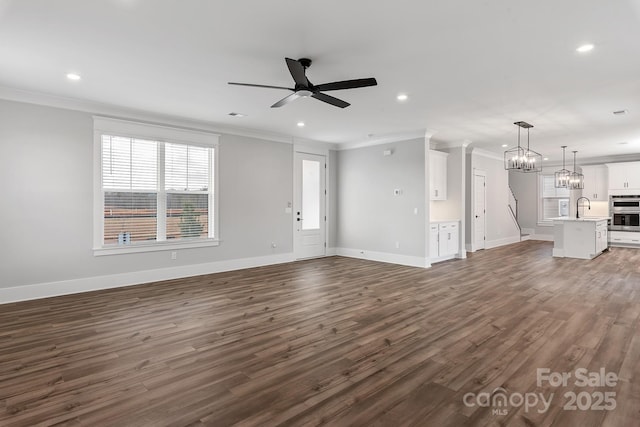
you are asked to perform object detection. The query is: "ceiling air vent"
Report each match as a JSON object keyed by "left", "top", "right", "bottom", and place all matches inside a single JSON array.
[
  {"left": 228, "top": 112, "right": 246, "bottom": 117},
  {"left": 613, "top": 110, "right": 628, "bottom": 115}
]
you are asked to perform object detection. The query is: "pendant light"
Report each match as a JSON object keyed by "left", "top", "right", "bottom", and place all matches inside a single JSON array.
[
  {"left": 504, "top": 121, "right": 542, "bottom": 173},
  {"left": 554, "top": 146, "right": 571, "bottom": 188},
  {"left": 568, "top": 150, "right": 584, "bottom": 189}
]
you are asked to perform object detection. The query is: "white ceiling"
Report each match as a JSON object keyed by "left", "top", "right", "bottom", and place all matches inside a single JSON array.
[{"left": 1, "top": 0, "right": 640, "bottom": 161}]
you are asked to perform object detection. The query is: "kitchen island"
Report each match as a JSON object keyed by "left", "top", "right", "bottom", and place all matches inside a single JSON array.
[{"left": 552, "top": 217, "right": 609, "bottom": 259}]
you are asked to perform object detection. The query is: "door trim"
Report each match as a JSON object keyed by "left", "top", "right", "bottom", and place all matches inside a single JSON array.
[
  {"left": 293, "top": 149, "right": 328, "bottom": 259},
  {"left": 471, "top": 169, "right": 487, "bottom": 252}
]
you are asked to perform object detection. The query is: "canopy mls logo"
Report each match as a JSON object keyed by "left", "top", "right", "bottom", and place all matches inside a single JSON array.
[
  {"left": 463, "top": 387, "right": 552, "bottom": 416},
  {"left": 463, "top": 367, "right": 619, "bottom": 416}
]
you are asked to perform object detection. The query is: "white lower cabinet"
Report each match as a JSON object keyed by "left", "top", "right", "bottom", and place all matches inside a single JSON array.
[
  {"left": 430, "top": 221, "right": 459, "bottom": 263},
  {"left": 596, "top": 221, "right": 608, "bottom": 253},
  {"left": 429, "top": 224, "right": 439, "bottom": 259},
  {"left": 609, "top": 231, "right": 640, "bottom": 247},
  {"left": 552, "top": 218, "right": 609, "bottom": 259}
]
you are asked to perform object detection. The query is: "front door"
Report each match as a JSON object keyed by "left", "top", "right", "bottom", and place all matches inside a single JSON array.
[{"left": 293, "top": 152, "right": 326, "bottom": 259}]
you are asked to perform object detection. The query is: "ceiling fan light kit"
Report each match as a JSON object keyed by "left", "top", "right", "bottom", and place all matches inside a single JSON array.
[
  {"left": 228, "top": 57, "right": 377, "bottom": 109},
  {"left": 504, "top": 121, "right": 542, "bottom": 173}
]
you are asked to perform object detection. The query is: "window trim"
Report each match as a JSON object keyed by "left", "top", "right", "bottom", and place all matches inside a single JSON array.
[
  {"left": 93, "top": 117, "right": 219, "bottom": 256},
  {"left": 537, "top": 174, "right": 569, "bottom": 227}
]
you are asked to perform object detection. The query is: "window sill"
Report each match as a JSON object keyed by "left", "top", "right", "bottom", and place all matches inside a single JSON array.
[{"left": 93, "top": 239, "right": 220, "bottom": 256}]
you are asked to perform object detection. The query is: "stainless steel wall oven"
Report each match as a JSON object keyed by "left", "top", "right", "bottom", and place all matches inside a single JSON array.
[{"left": 610, "top": 196, "right": 640, "bottom": 231}]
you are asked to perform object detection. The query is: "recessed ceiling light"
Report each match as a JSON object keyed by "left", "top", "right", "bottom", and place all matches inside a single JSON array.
[
  {"left": 619, "top": 141, "right": 629, "bottom": 145},
  {"left": 576, "top": 44, "right": 594, "bottom": 53},
  {"left": 544, "top": 157, "right": 549, "bottom": 161},
  {"left": 501, "top": 144, "right": 508, "bottom": 148},
  {"left": 396, "top": 94, "right": 408, "bottom": 101},
  {"left": 297, "top": 121, "right": 305, "bottom": 127},
  {"left": 228, "top": 112, "right": 246, "bottom": 117},
  {"left": 66, "top": 73, "right": 81, "bottom": 81}
]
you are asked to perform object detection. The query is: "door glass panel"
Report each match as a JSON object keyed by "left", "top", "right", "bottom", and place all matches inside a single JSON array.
[{"left": 302, "top": 159, "right": 320, "bottom": 230}]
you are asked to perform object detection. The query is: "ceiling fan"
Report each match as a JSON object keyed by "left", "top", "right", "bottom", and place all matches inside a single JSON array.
[{"left": 228, "top": 57, "right": 377, "bottom": 109}]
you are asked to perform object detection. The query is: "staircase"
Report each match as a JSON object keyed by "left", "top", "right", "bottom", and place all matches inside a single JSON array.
[{"left": 508, "top": 186, "right": 530, "bottom": 241}]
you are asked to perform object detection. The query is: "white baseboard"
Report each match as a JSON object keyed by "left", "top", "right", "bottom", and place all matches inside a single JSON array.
[
  {"left": 0, "top": 253, "right": 296, "bottom": 305},
  {"left": 326, "top": 247, "right": 337, "bottom": 256},
  {"left": 430, "top": 254, "right": 456, "bottom": 264},
  {"left": 485, "top": 235, "right": 521, "bottom": 249},
  {"left": 335, "top": 247, "right": 428, "bottom": 268}
]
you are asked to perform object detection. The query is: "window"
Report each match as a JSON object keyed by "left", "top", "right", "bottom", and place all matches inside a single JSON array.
[
  {"left": 94, "top": 117, "right": 218, "bottom": 255},
  {"left": 538, "top": 174, "right": 569, "bottom": 225}
]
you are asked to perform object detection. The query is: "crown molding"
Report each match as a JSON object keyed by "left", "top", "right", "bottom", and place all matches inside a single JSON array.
[
  {"left": 431, "top": 139, "right": 472, "bottom": 150},
  {"left": 469, "top": 146, "right": 504, "bottom": 161},
  {"left": 0, "top": 85, "right": 334, "bottom": 147}
]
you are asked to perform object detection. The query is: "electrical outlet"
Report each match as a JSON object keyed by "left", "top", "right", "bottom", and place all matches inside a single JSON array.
[
  {"left": 271, "top": 242, "right": 277, "bottom": 248},
  {"left": 171, "top": 251, "right": 177, "bottom": 260}
]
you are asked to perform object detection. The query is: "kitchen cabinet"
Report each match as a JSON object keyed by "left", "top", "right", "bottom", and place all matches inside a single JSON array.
[
  {"left": 438, "top": 222, "right": 459, "bottom": 256},
  {"left": 429, "top": 224, "right": 439, "bottom": 259},
  {"left": 609, "top": 231, "right": 640, "bottom": 247},
  {"left": 595, "top": 221, "right": 608, "bottom": 253},
  {"left": 552, "top": 217, "right": 609, "bottom": 259},
  {"left": 430, "top": 150, "right": 448, "bottom": 200},
  {"left": 430, "top": 221, "right": 459, "bottom": 263},
  {"left": 581, "top": 165, "right": 608, "bottom": 201},
  {"left": 607, "top": 162, "right": 640, "bottom": 193}
]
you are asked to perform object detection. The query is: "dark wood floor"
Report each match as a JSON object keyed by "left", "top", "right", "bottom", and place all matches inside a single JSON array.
[{"left": 1, "top": 241, "right": 640, "bottom": 426}]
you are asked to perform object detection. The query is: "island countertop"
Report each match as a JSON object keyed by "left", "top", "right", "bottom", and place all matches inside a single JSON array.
[{"left": 551, "top": 216, "right": 610, "bottom": 222}]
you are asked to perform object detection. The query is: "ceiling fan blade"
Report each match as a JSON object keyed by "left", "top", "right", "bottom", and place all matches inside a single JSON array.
[
  {"left": 228, "top": 82, "right": 293, "bottom": 91},
  {"left": 314, "top": 78, "right": 378, "bottom": 92},
  {"left": 285, "top": 58, "right": 309, "bottom": 87},
  {"left": 311, "top": 92, "right": 350, "bottom": 108},
  {"left": 271, "top": 92, "right": 301, "bottom": 108}
]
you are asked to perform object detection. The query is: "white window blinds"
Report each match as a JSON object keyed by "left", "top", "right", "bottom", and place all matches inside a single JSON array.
[
  {"left": 100, "top": 134, "right": 215, "bottom": 247},
  {"left": 165, "top": 143, "right": 209, "bottom": 191}
]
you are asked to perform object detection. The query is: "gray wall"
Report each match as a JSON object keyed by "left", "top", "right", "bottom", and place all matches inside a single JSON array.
[
  {"left": 328, "top": 149, "right": 338, "bottom": 248},
  {"left": 468, "top": 151, "right": 520, "bottom": 246},
  {"left": 336, "top": 139, "right": 426, "bottom": 257},
  {"left": 0, "top": 99, "right": 294, "bottom": 288},
  {"left": 508, "top": 169, "right": 544, "bottom": 235}
]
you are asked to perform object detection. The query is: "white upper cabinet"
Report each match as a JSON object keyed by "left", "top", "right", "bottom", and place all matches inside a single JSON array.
[
  {"left": 607, "top": 162, "right": 640, "bottom": 194},
  {"left": 429, "top": 150, "right": 448, "bottom": 201},
  {"left": 581, "top": 165, "right": 608, "bottom": 201}
]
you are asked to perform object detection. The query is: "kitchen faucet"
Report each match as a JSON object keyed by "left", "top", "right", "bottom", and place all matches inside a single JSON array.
[{"left": 576, "top": 197, "right": 591, "bottom": 219}]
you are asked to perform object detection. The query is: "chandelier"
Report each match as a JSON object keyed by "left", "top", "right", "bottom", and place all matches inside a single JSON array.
[
  {"left": 568, "top": 151, "right": 584, "bottom": 189},
  {"left": 504, "top": 121, "right": 542, "bottom": 173},
  {"left": 554, "top": 146, "right": 571, "bottom": 188}
]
